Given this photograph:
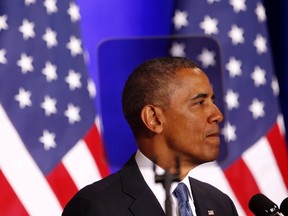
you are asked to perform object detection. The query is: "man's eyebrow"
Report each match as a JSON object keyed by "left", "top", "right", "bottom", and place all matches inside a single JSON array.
[
  {"left": 191, "top": 93, "right": 208, "bottom": 100},
  {"left": 191, "top": 93, "right": 216, "bottom": 100}
]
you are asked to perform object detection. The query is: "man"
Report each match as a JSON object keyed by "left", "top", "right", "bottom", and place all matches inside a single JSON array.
[{"left": 62, "top": 57, "right": 239, "bottom": 216}]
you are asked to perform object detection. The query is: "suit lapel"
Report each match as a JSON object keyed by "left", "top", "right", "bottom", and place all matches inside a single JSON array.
[
  {"left": 189, "top": 177, "right": 215, "bottom": 216},
  {"left": 119, "top": 155, "right": 166, "bottom": 216},
  {"left": 129, "top": 189, "right": 165, "bottom": 216}
]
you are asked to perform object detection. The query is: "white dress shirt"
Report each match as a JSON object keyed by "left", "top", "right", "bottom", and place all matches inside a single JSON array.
[{"left": 135, "top": 150, "right": 197, "bottom": 216}]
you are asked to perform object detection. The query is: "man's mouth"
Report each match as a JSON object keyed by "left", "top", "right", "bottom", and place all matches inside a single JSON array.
[{"left": 206, "top": 131, "right": 220, "bottom": 137}]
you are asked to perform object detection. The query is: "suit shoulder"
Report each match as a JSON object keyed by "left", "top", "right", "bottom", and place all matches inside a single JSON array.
[
  {"left": 190, "top": 177, "right": 227, "bottom": 196},
  {"left": 189, "top": 177, "right": 239, "bottom": 215},
  {"left": 74, "top": 172, "right": 121, "bottom": 200},
  {"left": 62, "top": 172, "right": 124, "bottom": 216}
]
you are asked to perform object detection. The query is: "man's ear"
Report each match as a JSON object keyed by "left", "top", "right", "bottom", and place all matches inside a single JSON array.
[{"left": 140, "top": 105, "right": 163, "bottom": 134}]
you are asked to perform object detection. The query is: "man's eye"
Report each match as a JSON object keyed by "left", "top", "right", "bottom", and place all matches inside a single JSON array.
[{"left": 196, "top": 100, "right": 204, "bottom": 105}]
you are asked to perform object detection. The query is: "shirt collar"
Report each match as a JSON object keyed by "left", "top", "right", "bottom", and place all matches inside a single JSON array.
[{"left": 135, "top": 150, "right": 194, "bottom": 210}]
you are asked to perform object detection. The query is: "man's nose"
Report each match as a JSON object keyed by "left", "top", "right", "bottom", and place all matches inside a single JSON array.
[{"left": 210, "top": 103, "right": 224, "bottom": 124}]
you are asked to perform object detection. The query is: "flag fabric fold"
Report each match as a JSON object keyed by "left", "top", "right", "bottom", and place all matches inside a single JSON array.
[
  {"left": 171, "top": 1, "right": 288, "bottom": 215},
  {"left": 0, "top": 1, "right": 109, "bottom": 215}
]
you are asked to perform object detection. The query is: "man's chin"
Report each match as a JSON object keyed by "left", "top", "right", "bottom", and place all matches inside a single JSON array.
[{"left": 202, "top": 152, "right": 219, "bottom": 164}]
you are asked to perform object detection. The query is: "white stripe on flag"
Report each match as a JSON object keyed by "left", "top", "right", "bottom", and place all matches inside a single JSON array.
[
  {"left": 277, "top": 114, "right": 286, "bottom": 135},
  {"left": 189, "top": 161, "right": 246, "bottom": 216},
  {"left": 62, "top": 139, "right": 102, "bottom": 190},
  {"left": 0, "top": 105, "right": 62, "bottom": 216},
  {"left": 242, "top": 136, "right": 288, "bottom": 206}
]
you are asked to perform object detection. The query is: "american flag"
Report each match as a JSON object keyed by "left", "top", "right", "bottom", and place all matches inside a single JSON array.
[
  {"left": 171, "top": 0, "right": 288, "bottom": 215},
  {"left": 0, "top": 0, "right": 109, "bottom": 215}
]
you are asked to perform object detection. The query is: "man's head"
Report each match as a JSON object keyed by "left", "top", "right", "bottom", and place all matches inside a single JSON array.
[
  {"left": 122, "top": 57, "right": 198, "bottom": 136},
  {"left": 122, "top": 56, "right": 223, "bottom": 174}
]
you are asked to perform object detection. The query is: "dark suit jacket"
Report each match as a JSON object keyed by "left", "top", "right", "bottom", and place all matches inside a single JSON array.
[{"left": 62, "top": 155, "right": 238, "bottom": 216}]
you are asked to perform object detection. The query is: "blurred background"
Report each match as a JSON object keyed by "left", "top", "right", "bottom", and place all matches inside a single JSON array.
[{"left": 0, "top": 0, "right": 287, "bottom": 215}]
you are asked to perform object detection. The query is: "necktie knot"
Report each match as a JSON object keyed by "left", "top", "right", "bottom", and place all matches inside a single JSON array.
[
  {"left": 173, "top": 183, "right": 193, "bottom": 216},
  {"left": 174, "top": 182, "right": 189, "bottom": 203}
]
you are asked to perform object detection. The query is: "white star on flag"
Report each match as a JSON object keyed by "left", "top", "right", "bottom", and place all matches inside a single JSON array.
[
  {"left": 44, "top": 0, "right": 58, "bottom": 14},
  {"left": 254, "top": 34, "right": 267, "bottom": 54},
  {"left": 249, "top": 98, "right": 265, "bottom": 119},
  {"left": 0, "top": 15, "right": 8, "bottom": 31},
  {"left": 25, "top": 0, "right": 36, "bottom": 6},
  {"left": 66, "top": 35, "right": 83, "bottom": 57},
  {"left": 87, "top": 78, "right": 97, "bottom": 99},
  {"left": 65, "top": 69, "right": 82, "bottom": 90},
  {"left": 41, "top": 95, "right": 57, "bottom": 116},
  {"left": 197, "top": 48, "right": 216, "bottom": 68},
  {"left": 173, "top": 10, "right": 189, "bottom": 30},
  {"left": 229, "top": 0, "right": 247, "bottom": 13},
  {"left": 225, "top": 57, "right": 242, "bottom": 78},
  {"left": 228, "top": 24, "right": 245, "bottom": 45},
  {"left": 207, "top": 0, "right": 220, "bottom": 4},
  {"left": 42, "top": 61, "right": 58, "bottom": 82},
  {"left": 169, "top": 42, "right": 186, "bottom": 57},
  {"left": 67, "top": 2, "right": 81, "bottom": 22},
  {"left": 19, "top": 19, "right": 35, "bottom": 40},
  {"left": 255, "top": 3, "right": 266, "bottom": 22},
  {"left": 39, "top": 129, "right": 57, "bottom": 150},
  {"left": 271, "top": 77, "right": 279, "bottom": 96},
  {"left": 14, "top": 87, "right": 32, "bottom": 109},
  {"left": 42, "top": 27, "right": 58, "bottom": 48},
  {"left": 251, "top": 66, "right": 266, "bottom": 87},
  {"left": 200, "top": 15, "right": 218, "bottom": 35},
  {"left": 225, "top": 89, "right": 240, "bottom": 110},
  {"left": 64, "top": 103, "right": 81, "bottom": 124},
  {"left": 222, "top": 122, "right": 237, "bottom": 142},
  {"left": 83, "top": 50, "right": 90, "bottom": 65},
  {"left": 0, "top": 49, "right": 7, "bottom": 64},
  {"left": 17, "top": 53, "right": 34, "bottom": 74}
]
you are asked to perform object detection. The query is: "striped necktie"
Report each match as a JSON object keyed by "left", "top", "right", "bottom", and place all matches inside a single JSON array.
[{"left": 173, "top": 183, "right": 193, "bottom": 216}]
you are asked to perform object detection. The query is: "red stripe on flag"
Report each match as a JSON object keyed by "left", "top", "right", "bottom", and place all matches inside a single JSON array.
[
  {"left": 46, "top": 162, "right": 78, "bottom": 208},
  {"left": 266, "top": 123, "right": 288, "bottom": 188},
  {"left": 0, "top": 171, "right": 29, "bottom": 216},
  {"left": 84, "top": 125, "right": 110, "bottom": 177},
  {"left": 224, "top": 158, "right": 260, "bottom": 216}
]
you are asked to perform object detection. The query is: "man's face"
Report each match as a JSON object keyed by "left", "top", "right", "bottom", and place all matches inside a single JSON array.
[{"left": 161, "top": 68, "right": 223, "bottom": 168}]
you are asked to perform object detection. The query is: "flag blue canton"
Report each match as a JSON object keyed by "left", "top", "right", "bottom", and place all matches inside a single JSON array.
[
  {"left": 0, "top": 0, "right": 95, "bottom": 175},
  {"left": 173, "top": 0, "right": 280, "bottom": 168}
]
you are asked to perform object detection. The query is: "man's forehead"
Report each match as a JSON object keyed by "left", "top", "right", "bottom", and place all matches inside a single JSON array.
[
  {"left": 175, "top": 67, "right": 205, "bottom": 76},
  {"left": 171, "top": 69, "right": 213, "bottom": 93},
  {"left": 175, "top": 67, "right": 209, "bottom": 82}
]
